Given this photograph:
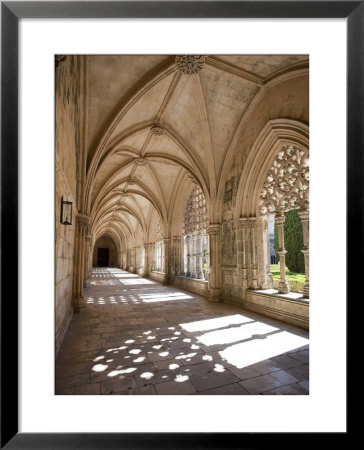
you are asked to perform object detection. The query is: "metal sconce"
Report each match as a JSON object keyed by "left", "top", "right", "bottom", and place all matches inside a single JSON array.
[{"left": 60, "top": 196, "right": 72, "bottom": 225}]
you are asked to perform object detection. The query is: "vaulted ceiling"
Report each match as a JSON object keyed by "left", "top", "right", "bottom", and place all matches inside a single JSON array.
[{"left": 85, "top": 55, "right": 309, "bottom": 245}]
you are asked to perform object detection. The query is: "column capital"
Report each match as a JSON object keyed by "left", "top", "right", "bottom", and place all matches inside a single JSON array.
[
  {"left": 274, "top": 212, "right": 285, "bottom": 225},
  {"left": 298, "top": 209, "right": 309, "bottom": 221},
  {"left": 76, "top": 213, "right": 89, "bottom": 229},
  {"left": 248, "top": 217, "right": 257, "bottom": 228},
  {"left": 207, "top": 224, "right": 221, "bottom": 235},
  {"left": 238, "top": 217, "right": 248, "bottom": 229}
]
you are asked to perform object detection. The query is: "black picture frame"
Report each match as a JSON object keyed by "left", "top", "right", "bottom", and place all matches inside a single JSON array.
[{"left": 1, "top": 1, "right": 356, "bottom": 448}]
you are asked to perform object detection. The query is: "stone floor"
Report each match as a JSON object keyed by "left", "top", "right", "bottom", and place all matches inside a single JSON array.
[{"left": 56, "top": 268, "right": 309, "bottom": 395}]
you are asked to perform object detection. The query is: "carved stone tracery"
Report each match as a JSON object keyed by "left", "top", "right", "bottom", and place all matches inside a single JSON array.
[
  {"left": 175, "top": 55, "right": 206, "bottom": 75},
  {"left": 259, "top": 145, "right": 309, "bottom": 215}
]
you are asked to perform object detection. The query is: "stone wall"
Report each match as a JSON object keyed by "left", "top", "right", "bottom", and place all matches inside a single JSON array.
[{"left": 55, "top": 56, "right": 82, "bottom": 356}]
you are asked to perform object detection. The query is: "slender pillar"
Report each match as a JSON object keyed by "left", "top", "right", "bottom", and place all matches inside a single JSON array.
[
  {"left": 191, "top": 233, "right": 198, "bottom": 278},
  {"left": 163, "top": 238, "right": 170, "bottom": 283},
  {"left": 248, "top": 217, "right": 258, "bottom": 289},
  {"left": 197, "top": 232, "right": 204, "bottom": 279},
  {"left": 143, "top": 243, "right": 148, "bottom": 276},
  {"left": 207, "top": 224, "right": 222, "bottom": 299},
  {"left": 72, "top": 213, "right": 89, "bottom": 312},
  {"left": 186, "top": 235, "right": 192, "bottom": 277},
  {"left": 239, "top": 218, "right": 248, "bottom": 293},
  {"left": 275, "top": 212, "right": 290, "bottom": 294},
  {"left": 298, "top": 209, "right": 310, "bottom": 298}
]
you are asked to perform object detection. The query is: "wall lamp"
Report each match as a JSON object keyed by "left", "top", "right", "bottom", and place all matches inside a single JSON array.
[{"left": 60, "top": 196, "right": 72, "bottom": 225}]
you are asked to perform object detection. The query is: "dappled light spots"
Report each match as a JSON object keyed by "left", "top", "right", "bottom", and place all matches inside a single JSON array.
[
  {"left": 133, "top": 357, "right": 145, "bottom": 363},
  {"left": 92, "top": 364, "right": 108, "bottom": 372},
  {"left": 93, "top": 356, "right": 104, "bottom": 362},
  {"left": 175, "top": 374, "right": 189, "bottom": 383},
  {"left": 214, "top": 364, "right": 225, "bottom": 373},
  {"left": 175, "top": 352, "right": 198, "bottom": 360},
  {"left": 129, "top": 349, "right": 142, "bottom": 355},
  {"left": 169, "top": 364, "right": 180, "bottom": 370},
  {"left": 140, "top": 372, "right": 154, "bottom": 380}
]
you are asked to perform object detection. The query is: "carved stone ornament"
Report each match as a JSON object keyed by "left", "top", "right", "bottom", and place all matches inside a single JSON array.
[
  {"left": 259, "top": 145, "right": 309, "bottom": 215},
  {"left": 175, "top": 55, "right": 205, "bottom": 75},
  {"left": 207, "top": 224, "right": 221, "bottom": 236},
  {"left": 133, "top": 157, "right": 148, "bottom": 166},
  {"left": 76, "top": 213, "right": 89, "bottom": 229},
  {"left": 151, "top": 126, "right": 164, "bottom": 136}
]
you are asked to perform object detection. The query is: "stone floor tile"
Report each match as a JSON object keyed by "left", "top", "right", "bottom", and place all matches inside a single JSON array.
[
  {"left": 262, "top": 382, "right": 308, "bottom": 395},
  {"left": 154, "top": 380, "right": 197, "bottom": 395},
  {"left": 285, "top": 364, "right": 309, "bottom": 381},
  {"left": 269, "top": 354, "right": 303, "bottom": 370},
  {"left": 189, "top": 371, "right": 240, "bottom": 393},
  {"left": 152, "top": 359, "right": 183, "bottom": 371},
  {"left": 118, "top": 385, "right": 157, "bottom": 395},
  {"left": 100, "top": 375, "right": 137, "bottom": 394},
  {"left": 56, "top": 383, "right": 101, "bottom": 395},
  {"left": 249, "top": 359, "right": 282, "bottom": 375},
  {"left": 239, "top": 374, "right": 283, "bottom": 394},
  {"left": 226, "top": 365, "right": 262, "bottom": 381},
  {"left": 288, "top": 350, "right": 309, "bottom": 364},
  {"left": 55, "top": 373, "right": 91, "bottom": 393},
  {"left": 199, "top": 383, "right": 251, "bottom": 395},
  {"left": 298, "top": 379, "right": 309, "bottom": 391},
  {"left": 56, "top": 268, "right": 309, "bottom": 396},
  {"left": 269, "top": 369, "right": 299, "bottom": 385}
]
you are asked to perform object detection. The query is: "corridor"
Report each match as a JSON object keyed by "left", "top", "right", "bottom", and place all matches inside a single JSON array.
[{"left": 56, "top": 268, "right": 309, "bottom": 395}]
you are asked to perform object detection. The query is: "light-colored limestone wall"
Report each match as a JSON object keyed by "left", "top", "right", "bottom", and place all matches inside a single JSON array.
[{"left": 55, "top": 56, "right": 82, "bottom": 355}]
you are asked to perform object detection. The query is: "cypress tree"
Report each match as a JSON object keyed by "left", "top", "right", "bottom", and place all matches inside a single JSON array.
[{"left": 274, "top": 209, "right": 305, "bottom": 273}]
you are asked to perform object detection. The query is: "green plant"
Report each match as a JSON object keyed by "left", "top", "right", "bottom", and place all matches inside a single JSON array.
[{"left": 274, "top": 209, "right": 305, "bottom": 273}]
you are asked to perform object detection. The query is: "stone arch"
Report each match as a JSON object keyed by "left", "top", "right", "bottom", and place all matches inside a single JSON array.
[
  {"left": 235, "top": 119, "right": 309, "bottom": 296},
  {"left": 235, "top": 119, "right": 309, "bottom": 219}
]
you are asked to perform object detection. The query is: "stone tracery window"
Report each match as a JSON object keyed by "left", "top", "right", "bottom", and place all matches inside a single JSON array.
[
  {"left": 182, "top": 186, "right": 209, "bottom": 279},
  {"left": 259, "top": 145, "right": 309, "bottom": 297}
]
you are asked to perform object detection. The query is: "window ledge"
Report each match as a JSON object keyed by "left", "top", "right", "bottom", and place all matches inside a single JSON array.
[{"left": 252, "top": 288, "right": 309, "bottom": 303}]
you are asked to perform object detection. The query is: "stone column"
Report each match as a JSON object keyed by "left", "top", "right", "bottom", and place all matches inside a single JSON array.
[
  {"left": 186, "top": 235, "right": 192, "bottom": 277},
  {"left": 298, "top": 209, "right": 310, "bottom": 298},
  {"left": 248, "top": 217, "right": 258, "bottom": 289},
  {"left": 72, "top": 213, "right": 89, "bottom": 313},
  {"left": 143, "top": 243, "right": 148, "bottom": 276},
  {"left": 163, "top": 238, "right": 170, "bottom": 283},
  {"left": 275, "top": 212, "right": 290, "bottom": 294},
  {"left": 191, "top": 233, "right": 198, "bottom": 278},
  {"left": 207, "top": 224, "right": 222, "bottom": 299},
  {"left": 175, "top": 236, "right": 182, "bottom": 277},
  {"left": 84, "top": 234, "right": 92, "bottom": 286},
  {"left": 256, "top": 216, "right": 271, "bottom": 290},
  {"left": 239, "top": 218, "right": 249, "bottom": 293},
  {"left": 196, "top": 232, "right": 204, "bottom": 279}
]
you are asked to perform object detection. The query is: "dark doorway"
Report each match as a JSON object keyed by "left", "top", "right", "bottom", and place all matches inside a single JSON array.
[{"left": 97, "top": 248, "right": 109, "bottom": 267}]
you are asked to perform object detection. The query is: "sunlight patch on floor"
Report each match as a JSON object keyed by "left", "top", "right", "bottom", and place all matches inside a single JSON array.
[
  {"left": 180, "top": 314, "right": 252, "bottom": 333},
  {"left": 219, "top": 331, "right": 309, "bottom": 369}
]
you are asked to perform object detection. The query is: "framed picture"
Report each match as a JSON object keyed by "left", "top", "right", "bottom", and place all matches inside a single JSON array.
[{"left": 1, "top": 1, "right": 356, "bottom": 447}]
